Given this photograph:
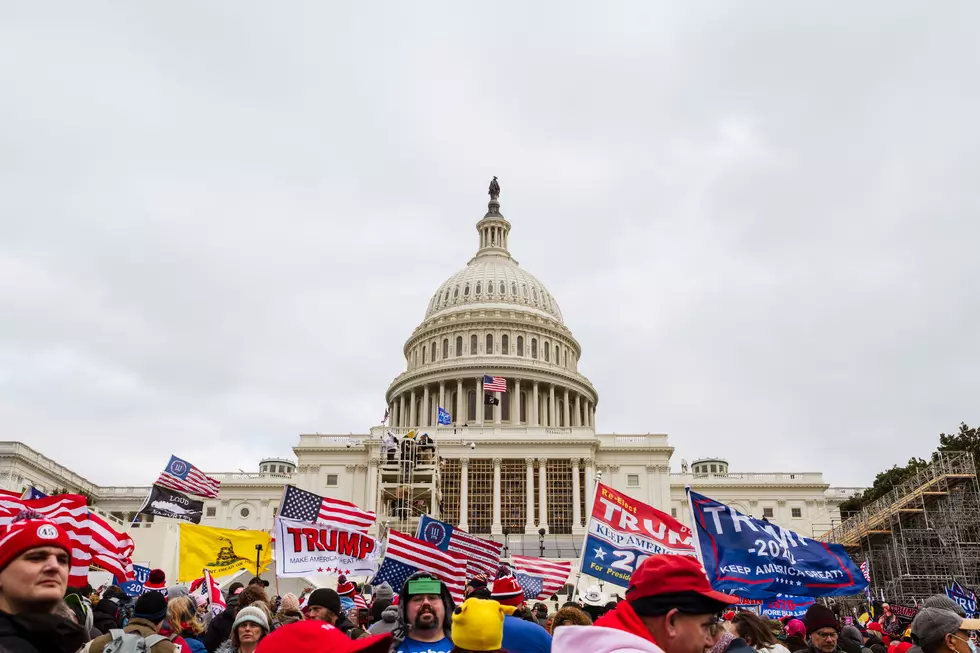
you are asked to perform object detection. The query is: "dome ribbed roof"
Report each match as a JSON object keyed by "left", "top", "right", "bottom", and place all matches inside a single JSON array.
[{"left": 425, "top": 256, "right": 563, "bottom": 322}]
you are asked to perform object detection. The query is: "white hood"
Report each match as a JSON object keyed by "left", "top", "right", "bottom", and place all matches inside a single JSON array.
[{"left": 553, "top": 625, "right": 667, "bottom": 653}]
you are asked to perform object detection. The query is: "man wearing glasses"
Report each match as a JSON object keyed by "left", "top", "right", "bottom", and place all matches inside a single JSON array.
[
  {"left": 805, "top": 604, "right": 844, "bottom": 653},
  {"left": 910, "top": 608, "right": 980, "bottom": 653}
]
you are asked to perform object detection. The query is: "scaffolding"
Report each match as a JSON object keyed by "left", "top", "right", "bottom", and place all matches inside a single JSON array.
[
  {"left": 822, "top": 451, "right": 980, "bottom": 602},
  {"left": 377, "top": 432, "right": 441, "bottom": 536}
]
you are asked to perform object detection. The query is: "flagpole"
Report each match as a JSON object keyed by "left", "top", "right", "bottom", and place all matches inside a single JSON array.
[
  {"left": 570, "top": 471, "right": 602, "bottom": 603},
  {"left": 132, "top": 487, "right": 152, "bottom": 527},
  {"left": 685, "top": 486, "right": 706, "bottom": 565}
]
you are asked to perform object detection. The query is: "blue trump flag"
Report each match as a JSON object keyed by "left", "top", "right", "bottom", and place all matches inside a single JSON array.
[
  {"left": 116, "top": 564, "right": 151, "bottom": 597},
  {"left": 688, "top": 489, "right": 868, "bottom": 599},
  {"left": 946, "top": 581, "right": 977, "bottom": 617},
  {"left": 761, "top": 595, "right": 816, "bottom": 618},
  {"left": 416, "top": 514, "right": 454, "bottom": 550},
  {"left": 437, "top": 407, "right": 452, "bottom": 426}
]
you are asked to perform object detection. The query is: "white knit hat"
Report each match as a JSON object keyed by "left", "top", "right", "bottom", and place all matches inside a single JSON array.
[{"left": 233, "top": 606, "right": 270, "bottom": 632}]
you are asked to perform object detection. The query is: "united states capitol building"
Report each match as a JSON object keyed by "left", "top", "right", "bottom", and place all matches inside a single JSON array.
[{"left": 1, "top": 182, "right": 861, "bottom": 575}]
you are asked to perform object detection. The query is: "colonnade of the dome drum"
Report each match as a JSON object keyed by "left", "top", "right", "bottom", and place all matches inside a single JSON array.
[{"left": 386, "top": 376, "right": 595, "bottom": 430}]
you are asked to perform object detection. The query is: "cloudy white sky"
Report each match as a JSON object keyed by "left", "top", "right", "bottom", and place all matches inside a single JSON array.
[{"left": 2, "top": 3, "right": 977, "bottom": 489}]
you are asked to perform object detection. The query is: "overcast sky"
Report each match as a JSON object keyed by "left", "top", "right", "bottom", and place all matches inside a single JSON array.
[{"left": 2, "top": 3, "right": 978, "bottom": 489}]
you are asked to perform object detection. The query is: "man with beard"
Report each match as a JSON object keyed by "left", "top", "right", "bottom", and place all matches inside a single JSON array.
[
  {"left": 394, "top": 572, "right": 454, "bottom": 653},
  {"left": 0, "top": 515, "right": 88, "bottom": 653}
]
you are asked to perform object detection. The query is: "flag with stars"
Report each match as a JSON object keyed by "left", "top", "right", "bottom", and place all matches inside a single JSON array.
[
  {"left": 371, "top": 530, "right": 466, "bottom": 604},
  {"left": 437, "top": 407, "right": 452, "bottom": 425},
  {"left": 859, "top": 560, "right": 870, "bottom": 582},
  {"left": 279, "top": 485, "right": 375, "bottom": 533},
  {"left": 511, "top": 556, "right": 571, "bottom": 600},
  {"left": 688, "top": 489, "right": 869, "bottom": 599}
]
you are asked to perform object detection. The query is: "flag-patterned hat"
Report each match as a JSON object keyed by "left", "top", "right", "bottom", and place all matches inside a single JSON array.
[{"left": 0, "top": 515, "right": 73, "bottom": 572}]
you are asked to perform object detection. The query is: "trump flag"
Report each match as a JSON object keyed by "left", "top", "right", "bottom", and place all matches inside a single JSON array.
[
  {"left": 581, "top": 483, "right": 696, "bottom": 589},
  {"left": 688, "top": 489, "right": 868, "bottom": 599}
]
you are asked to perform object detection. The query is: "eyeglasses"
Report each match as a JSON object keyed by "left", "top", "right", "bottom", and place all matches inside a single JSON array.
[{"left": 813, "top": 631, "right": 839, "bottom": 639}]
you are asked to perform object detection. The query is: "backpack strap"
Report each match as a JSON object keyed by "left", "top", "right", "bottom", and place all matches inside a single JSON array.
[
  {"left": 108, "top": 629, "right": 126, "bottom": 641},
  {"left": 143, "top": 634, "right": 167, "bottom": 648}
]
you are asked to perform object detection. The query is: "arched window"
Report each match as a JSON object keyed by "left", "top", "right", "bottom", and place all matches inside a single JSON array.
[
  {"left": 487, "top": 282, "right": 493, "bottom": 295},
  {"left": 531, "top": 338, "right": 538, "bottom": 359},
  {"left": 499, "top": 282, "right": 505, "bottom": 295},
  {"left": 532, "top": 287, "right": 539, "bottom": 302},
  {"left": 544, "top": 341, "right": 550, "bottom": 362},
  {"left": 555, "top": 344, "right": 560, "bottom": 363},
  {"left": 511, "top": 282, "right": 517, "bottom": 296},
  {"left": 467, "top": 391, "right": 476, "bottom": 421},
  {"left": 422, "top": 347, "right": 427, "bottom": 364},
  {"left": 442, "top": 338, "right": 449, "bottom": 359},
  {"left": 453, "top": 286, "right": 459, "bottom": 299},
  {"left": 486, "top": 334, "right": 494, "bottom": 354},
  {"left": 520, "top": 392, "right": 528, "bottom": 423},
  {"left": 463, "top": 283, "right": 470, "bottom": 297},
  {"left": 431, "top": 342, "right": 436, "bottom": 362},
  {"left": 502, "top": 395, "right": 510, "bottom": 421},
  {"left": 470, "top": 334, "right": 478, "bottom": 355},
  {"left": 455, "top": 336, "right": 463, "bottom": 356},
  {"left": 522, "top": 284, "right": 528, "bottom": 298},
  {"left": 517, "top": 336, "right": 524, "bottom": 356},
  {"left": 475, "top": 281, "right": 482, "bottom": 295},
  {"left": 502, "top": 334, "right": 509, "bottom": 355}
]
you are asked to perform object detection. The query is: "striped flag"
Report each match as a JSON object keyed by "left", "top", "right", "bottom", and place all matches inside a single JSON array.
[
  {"left": 511, "top": 555, "right": 572, "bottom": 600},
  {"left": 156, "top": 455, "right": 221, "bottom": 499},
  {"left": 0, "top": 494, "right": 135, "bottom": 588},
  {"left": 279, "top": 485, "right": 376, "bottom": 533},
  {"left": 354, "top": 593, "right": 368, "bottom": 612},
  {"left": 483, "top": 375, "right": 507, "bottom": 392},
  {"left": 371, "top": 530, "right": 466, "bottom": 603},
  {"left": 416, "top": 515, "right": 502, "bottom": 578},
  {"left": 860, "top": 560, "right": 871, "bottom": 582}
]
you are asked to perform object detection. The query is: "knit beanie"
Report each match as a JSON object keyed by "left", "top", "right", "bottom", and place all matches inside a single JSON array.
[
  {"left": 0, "top": 516, "right": 73, "bottom": 572},
  {"left": 233, "top": 605, "right": 270, "bottom": 632},
  {"left": 134, "top": 591, "right": 169, "bottom": 623},
  {"left": 336, "top": 575, "right": 356, "bottom": 597},
  {"left": 280, "top": 593, "right": 300, "bottom": 613},
  {"left": 373, "top": 582, "right": 394, "bottom": 603},
  {"left": 452, "top": 598, "right": 507, "bottom": 651},
  {"left": 490, "top": 576, "right": 525, "bottom": 607},
  {"left": 805, "top": 604, "right": 840, "bottom": 635},
  {"left": 167, "top": 585, "right": 190, "bottom": 601},
  {"left": 145, "top": 568, "right": 167, "bottom": 591},
  {"left": 923, "top": 594, "right": 967, "bottom": 617}
]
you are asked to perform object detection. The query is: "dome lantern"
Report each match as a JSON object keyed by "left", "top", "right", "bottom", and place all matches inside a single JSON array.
[{"left": 475, "top": 176, "right": 512, "bottom": 260}]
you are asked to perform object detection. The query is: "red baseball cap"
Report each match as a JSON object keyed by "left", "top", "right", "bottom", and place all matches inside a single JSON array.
[
  {"left": 627, "top": 554, "right": 739, "bottom": 606},
  {"left": 256, "top": 621, "right": 392, "bottom": 653}
]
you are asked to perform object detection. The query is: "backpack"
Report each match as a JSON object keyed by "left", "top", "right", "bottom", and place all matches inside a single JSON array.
[{"left": 103, "top": 629, "right": 168, "bottom": 653}]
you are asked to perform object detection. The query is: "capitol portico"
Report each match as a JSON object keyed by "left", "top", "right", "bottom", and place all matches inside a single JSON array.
[{"left": 0, "top": 181, "right": 862, "bottom": 575}]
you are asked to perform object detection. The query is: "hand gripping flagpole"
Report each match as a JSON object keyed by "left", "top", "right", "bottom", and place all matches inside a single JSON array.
[
  {"left": 570, "top": 469, "right": 602, "bottom": 603},
  {"left": 685, "top": 485, "right": 706, "bottom": 565}
]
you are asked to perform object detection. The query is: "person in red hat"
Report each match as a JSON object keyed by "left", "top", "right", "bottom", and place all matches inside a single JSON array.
[
  {"left": 0, "top": 514, "right": 88, "bottom": 653},
  {"left": 553, "top": 554, "right": 740, "bottom": 653},
  {"left": 255, "top": 619, "right": 392, "bottom": 653},
  {"left": 145, "top": 569, "right": 168, "bottom": 594}
]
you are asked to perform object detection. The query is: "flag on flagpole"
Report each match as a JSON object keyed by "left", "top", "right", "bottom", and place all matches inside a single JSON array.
[
  {"left": 279, "top": 485, "right": 376, "bottom": 533},
  {"left": 383, "top": 409, "right": 390, "bottom": 425},
  {"left": 860, "top": 560, "right": 871, "bottom": 582},
  {"left": 416, "top": 515, "right": 503, "bottom": 578},
  {"left": 483, "top": 375, "right": 507, "bottom": 392},
  {"left": 510, "top": 556, "right": 573, "bottom": 601},
  {"left": 437, "top": 407, "right": 452, "bottom": 425},
  {"left": 371, "top": 530, "right": 467, "bottom": 603},
  {"left": 155, "top": 455, "right": 221, "bottom": 499},
  {"left": 22, "top": 487, "right": 48, "bottom": 500},
  {"left": 177, "top": 523, "right": 272, "bottom": 582}
]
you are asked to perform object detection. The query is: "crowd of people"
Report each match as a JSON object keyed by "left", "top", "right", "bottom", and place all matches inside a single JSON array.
[{"left": 2, "top": 513, "right": 980, "bottom": 653}]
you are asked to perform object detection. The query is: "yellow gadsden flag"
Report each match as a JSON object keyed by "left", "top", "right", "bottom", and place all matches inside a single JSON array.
[{"left": 178, "top": 523, "right": 272, "bottom": 582}]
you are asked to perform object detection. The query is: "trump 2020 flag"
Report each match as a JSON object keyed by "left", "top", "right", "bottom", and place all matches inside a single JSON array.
[
  {"left": 687, "top": 489, "right": 868, "bottom": 599},
  {"left": 437, "top": 407, "right": 452, "bottom": 425},
  {"left": 761, "top": 595, "right": 816, "bottom": 618},
  {"left": 417, "top": 514, "right": 502, "bottom": 578},
  {"left": 582, "top": 483, "right": 696, "bottom": 589}
]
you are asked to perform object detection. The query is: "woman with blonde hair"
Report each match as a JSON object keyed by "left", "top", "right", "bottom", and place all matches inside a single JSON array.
[
  {"left": 167, "top": 595, "right": 207, "bottom": 653},
  {"left": 733, "top": 611, "right": 791, "bottom": 653}
]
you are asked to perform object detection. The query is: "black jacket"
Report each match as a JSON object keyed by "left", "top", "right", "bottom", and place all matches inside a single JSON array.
[
  {"left": 201, "top": 609, "right": 234, "bottom": 653},
  {"left": 865, "top": 636, "right": 887, "bottom": 653},
  {"left": 0, "top": 610, "right": 88, "bottom": 653},
  {"left": 725, "top": 638, "right": 759, "bottom": 653},
  {"left": 91, "top": 598, "right": 124, "bottom": 635}
]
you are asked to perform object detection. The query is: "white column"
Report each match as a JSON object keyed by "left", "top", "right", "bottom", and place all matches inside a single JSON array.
[
  {"left": 409, "top": 390, "right": 417, "bottom": 427},
  {"left": 538, "top": 457, "right": 549, "bottom": 532},
  {"left": 367, "top": 459, "right": 378, "bottom": 520},
  {"left": 574, "top": 394, "right": 582, "bottom": 427},
  {"left": 590, "top": 402, "right": 596, "bottom": 429},
  {"left": 399, "top": 394, "right": 406, "bottom": 428},
  {"left": 422, "top": 385, "right": 429, "bottom": 427},
  {"left": 532, "top": 381, "right": 540, "bottom": 426},
  {"left": 476, "top": 376, "right": 483, "bottom": 426},
  {"left": 514, "top": 379, "right": 522, "bottom": 425},
  {"left": 549, "top": 385, "right": 556, "bottom": 427},
  {"left": 494, "top": 391, "right": 502, "bottom": 425},
  {"left": 585, "top": 459, "right": 595, "bottom": 517},
  {"left": 456, "top": 379, "right": 464, "bottom": 425},
  {"left": 439, "top": 381, "right": 445, "bottom": 418},
  {"left": 524, "top": 457, "right": 535, "bottom": 534},
  {"left": 460, "top": 458, "right": 469, "bottom": 530},
  {"left": 563, "top": 388, "right": 570, "bottom": 428},
  {"left": 572, "top": 458, "right": 582, "bottom": 530},
  {"left": 492, "top": 458, "right": 502, "bottom": 534}
]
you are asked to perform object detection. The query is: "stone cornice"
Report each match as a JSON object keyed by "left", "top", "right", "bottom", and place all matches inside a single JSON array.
[{"left": 386, "top": 362, "right": 597, "bottom": 403}]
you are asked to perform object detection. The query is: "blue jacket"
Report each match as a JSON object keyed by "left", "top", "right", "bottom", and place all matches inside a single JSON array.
[{"left": 501, "top": 615, "right": 552, "bottom": 653}]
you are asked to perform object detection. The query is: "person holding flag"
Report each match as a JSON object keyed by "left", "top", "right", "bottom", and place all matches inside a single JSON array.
[{"left": 553, "top": 553, "right": 740, "bottom": 653}]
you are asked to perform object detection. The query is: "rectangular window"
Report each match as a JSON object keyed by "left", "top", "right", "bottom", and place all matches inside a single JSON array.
[
  {"left": 206, "top": 507, "right": 216, "bottom": 518},
  {"left": 671, "top": 508, "right": 677, "bottom": 518},
  {"left": 792, "top": 508, "right": 802, "bottom": 518},
  {"left": 627, "top": 474, "right": 640, "bottom": 487},
  {"left": 326, "top": 474, "right": 338, "bottom": 486},
  {"left": 763, "top": 507, "right": 774, "bottom": 518}
]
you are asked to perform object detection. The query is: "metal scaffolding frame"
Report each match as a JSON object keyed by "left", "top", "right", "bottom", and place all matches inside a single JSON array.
[{"left": 821, "top": 451, "right": 980, "bottom": 602}]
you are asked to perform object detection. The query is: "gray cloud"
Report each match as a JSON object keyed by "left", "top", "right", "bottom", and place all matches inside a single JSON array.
[{"left": 1, "top": 2, "right": 977, "bottom": 487}]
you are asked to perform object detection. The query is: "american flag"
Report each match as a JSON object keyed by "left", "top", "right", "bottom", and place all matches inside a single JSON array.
[
  {"left": 155, "top": 455, "right": 221, "bottom": 499},
  {"left": 354, "top": 593, "right": 368, "bottom": 612},
  {"left": 416, "top": 515, "right": 502, "bottom": 578},
  {"left": 511, "top": 556, "right": 572, "bottom": 601},
  {"left": 483, "top": 375, "right": 507, "bottom": 392},
  {"left": 279, "top": 485, "right": 376, "bottom": 533},
  {"left": 0, "top": 494, "right": 135, "bottom": 588},
  {"left": 372, "top": 530, "right": 467, "bottom": 604},
  {"left": 860, "top": 560, "right": 871, "bottom": 582},
  {"left": 193, "top": 569, "right": 226, "bottom": 617}
]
